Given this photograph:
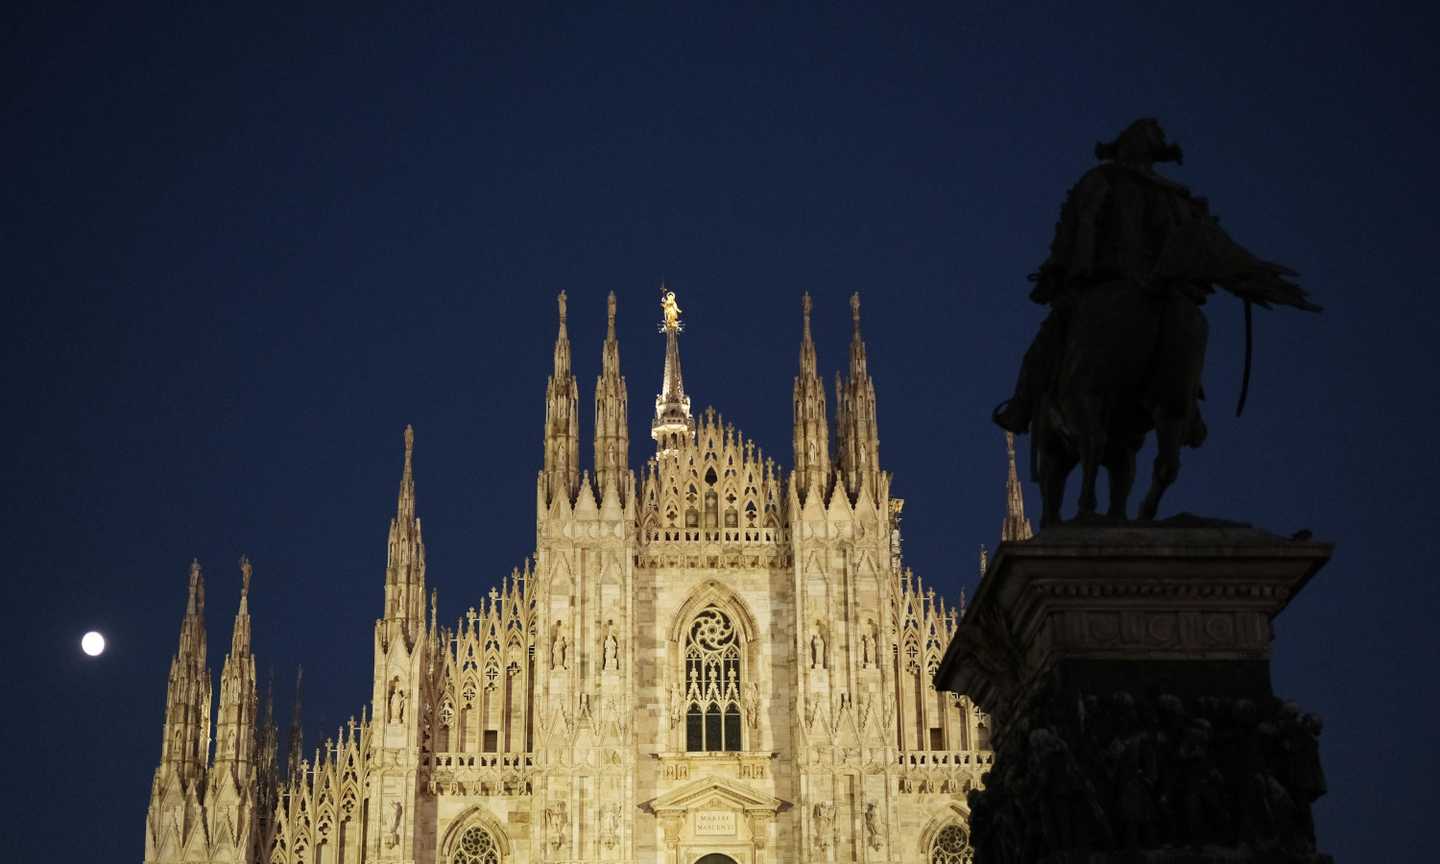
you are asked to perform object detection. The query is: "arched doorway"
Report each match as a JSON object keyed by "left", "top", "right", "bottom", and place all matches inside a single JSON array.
[{"left": 693, "top": 855, "right": 739, "bottom": 864}]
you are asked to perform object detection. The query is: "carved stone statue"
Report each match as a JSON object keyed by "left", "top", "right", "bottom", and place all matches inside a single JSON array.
[
  {"left": 743, "top": 681, "right": 761, "bottom": 730},
  {"left": 600, "top": 803, "right": 621, "bottom": 849},
  {"left": 813, "top": 801, "right": 835, "bottom": 851},
  {"left": 861, "top": 632, "right": 874, "bottom": 668},
  {"left": 386, "top": 676, "right": 401, "bottom": 723},
  {"left": 668, "top": 684, "right": 684, "bottom": 728},
  {"left": 864, "top": 802, "right": 883, "bottom": 850},
  {"left": 545, "top": 802, "right": 567, "bottom": 850},
  {"left": 396, "top": 687, "right": 406, "bottom": 722},
  {"left": 551, "top": 625, "right": 568, "bottom": 670},
  {"left": 386, "top": 801, "right": 402, "bottom": 848},
  {"left": 603, "top": 627, "right": 618, "bottom": 671},
  {"left": 993, "top": 118, "right": 1320, "bottom": 525},
  {"left": 811, "top": 630, "right": 826, "bottom": 670}
]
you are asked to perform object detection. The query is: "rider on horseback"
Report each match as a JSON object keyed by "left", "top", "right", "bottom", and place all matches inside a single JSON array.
[{"left": 994, "top": 118, "right": 1210, "bottom": 442}]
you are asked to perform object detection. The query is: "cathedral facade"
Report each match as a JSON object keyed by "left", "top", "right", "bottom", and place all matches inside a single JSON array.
[{"left": 143, "top": 290, "right": 1021, "bottom": 864}]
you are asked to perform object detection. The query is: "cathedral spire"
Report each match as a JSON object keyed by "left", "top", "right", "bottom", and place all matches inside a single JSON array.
[
  {"left": 158, "top": 559, "right": 212, "bottom": 785},
  {"left": 793, "top": 292, "right": 830, "bottom": 502},
  {"left": 382, "top": 426, "right": 427, "bottom": 649},
  {"left": 651, "top": 284, "right": 694, "bottom": 456},
  {"left": 543, "top": 291, "right": 581, "bottom": 505},
  {"left": 594, "top": 290, "right": 630, "bottom": 501},
  {"left": 1001, "top": 431, "right": 1034, "bottom": 541},
  {"left": 286, "top": 666, "right": 304, "bottom": 784},
  {"left": 835, "top": 292, "right": 882, "bottom": 501},
  {"left": 212, "top": 557, "right": 258, "bottom": 778}
]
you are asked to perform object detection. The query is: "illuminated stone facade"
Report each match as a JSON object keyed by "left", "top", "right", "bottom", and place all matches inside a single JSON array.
[{"left": 143, "top": 290, "right": 1021, "bottom": 864}]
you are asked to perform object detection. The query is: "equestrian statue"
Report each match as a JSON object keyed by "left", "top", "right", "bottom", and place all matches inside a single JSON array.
[{"left": 993, "top": 118, "right": 1320, "bottom": 527}]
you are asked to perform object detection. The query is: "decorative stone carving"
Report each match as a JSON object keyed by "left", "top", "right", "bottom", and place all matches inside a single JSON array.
[
  {"left": 385, "top": 801, "right": 402, "bottom": 849},
  {"left": 813, "top": 801, "right": 835, "bottom": 851},
  {"left": 551, "top": 625, "right": 568, "bottom": 670},
  {"left": 599, "top": 803, "right": 620, "bottom": 849},
  {"left": 864, "top": 801, "right": 882, "bottom": 850},
  {"left": 742, "top": 681, "right": 761, "bottom": 730},
  {"left": 544, "top": 801, "right": 567, "bottom": 851},
  {"left": 602, "top": 624, "right": 618, "bottom": 671}
]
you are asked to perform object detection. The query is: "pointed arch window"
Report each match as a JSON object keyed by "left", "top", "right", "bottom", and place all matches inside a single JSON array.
[
  {"left": 684, "top": 606, "right": 743, "bottom": 752},
  {"left": 451, "top": 825, "right": 500, "bottom": 864},
  {"left": 930, "top": 823, "right": 973, "bottom": 864}
]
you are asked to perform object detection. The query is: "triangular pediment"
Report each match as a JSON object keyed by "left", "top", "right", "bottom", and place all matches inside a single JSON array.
[{"left": 644, "top": 774, "right": 788, "bottom": 815}]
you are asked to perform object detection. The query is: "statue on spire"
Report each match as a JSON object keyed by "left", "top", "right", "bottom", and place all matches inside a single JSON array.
[{"left": 659, "top": 286, "right": 683, "bottom": 333}]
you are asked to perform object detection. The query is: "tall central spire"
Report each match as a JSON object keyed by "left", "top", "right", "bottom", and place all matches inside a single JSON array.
[{"left": 651, "top": 284, "right": 694, "bottom": 456}]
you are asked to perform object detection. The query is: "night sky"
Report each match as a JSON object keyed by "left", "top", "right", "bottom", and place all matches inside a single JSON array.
[{"left": 4, "top": 2, "right": 1436, "bottom": 860}]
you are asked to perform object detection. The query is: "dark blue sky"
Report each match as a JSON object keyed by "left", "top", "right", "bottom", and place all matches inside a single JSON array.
[{"left": 3, "top": 2, "right": 1436, "bottom": 859}]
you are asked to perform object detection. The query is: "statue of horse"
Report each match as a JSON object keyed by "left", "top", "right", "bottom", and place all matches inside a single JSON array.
[{"left": 1028, "top": 218, "right": 1318, "bottom": 527}]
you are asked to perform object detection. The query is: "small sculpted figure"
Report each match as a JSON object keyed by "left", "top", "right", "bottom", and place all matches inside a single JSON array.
[
  {"left": 387, "top": 801, "right": 402, "bottom": 848},
  {"left": 864, "top": 802, "right": 883, "bottom": 850},
  {"left": 545, "top": 802, "right": 567, "bottom": 850},
  {"left": 387, "top": 676, "right": 401, "bottom": 722},
  {"left": 603, "top": 627, "right": 618, "bottom": 671},
  {"left": 813, "top": 802, "right": 835, "bottom": 851},
  {"left": 743, "top": 681, "right": 761, "bottom": 729},
  {"left": 551, "top": 625, "right": 568, "bottom": 670},
  {"left": 994, "top": 119, "right": 1319, "bottom": 525}
]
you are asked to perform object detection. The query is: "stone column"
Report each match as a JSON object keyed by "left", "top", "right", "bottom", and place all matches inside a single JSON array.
[{"left": 935, "top": 520, "right": 1333, "bottom": 864}]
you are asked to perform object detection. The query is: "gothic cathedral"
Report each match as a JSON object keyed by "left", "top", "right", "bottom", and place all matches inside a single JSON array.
[{"left": 143, "top": 290, "right": 1031, "bottom": 864}]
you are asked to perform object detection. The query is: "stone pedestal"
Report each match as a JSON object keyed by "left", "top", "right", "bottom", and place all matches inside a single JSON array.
[{"left": 934, "top": 518, "right": 1333, "bottom": 864}]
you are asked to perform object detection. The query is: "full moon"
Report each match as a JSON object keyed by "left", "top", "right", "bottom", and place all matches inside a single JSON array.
[{"left": 81, "top": 631, "right": 105, "bottom": 657}]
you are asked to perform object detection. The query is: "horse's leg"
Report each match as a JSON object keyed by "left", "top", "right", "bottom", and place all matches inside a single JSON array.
[
  {"left": 1106, "top": 443, "right": 1137, "bottom": 519},
  {"left": 1039, "top": 448, "right": 1073, "bottom": 529},
  {"left": 1139, "top": 296, "right": 1206, "bottom": 521},
  {"left": 1076, "top": 396, "right": 1104, "bottom": 517},
  {"left": 1139, "top": 417, "right": 1182, "bottom": 520},
  {"left": 1035, "top": 420, "right": 1072, "bottom": 529}
]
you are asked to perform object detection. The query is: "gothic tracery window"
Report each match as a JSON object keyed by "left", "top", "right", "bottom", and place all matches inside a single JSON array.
[
  {"left": 452, "top": 825, "right": 500, "bottom": 864},
  {"left": 684, "top": 606, "right": 743, "bottom": 752},
  {"left": 930, "top": 823, "right": 973, "bottom": 864}
]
